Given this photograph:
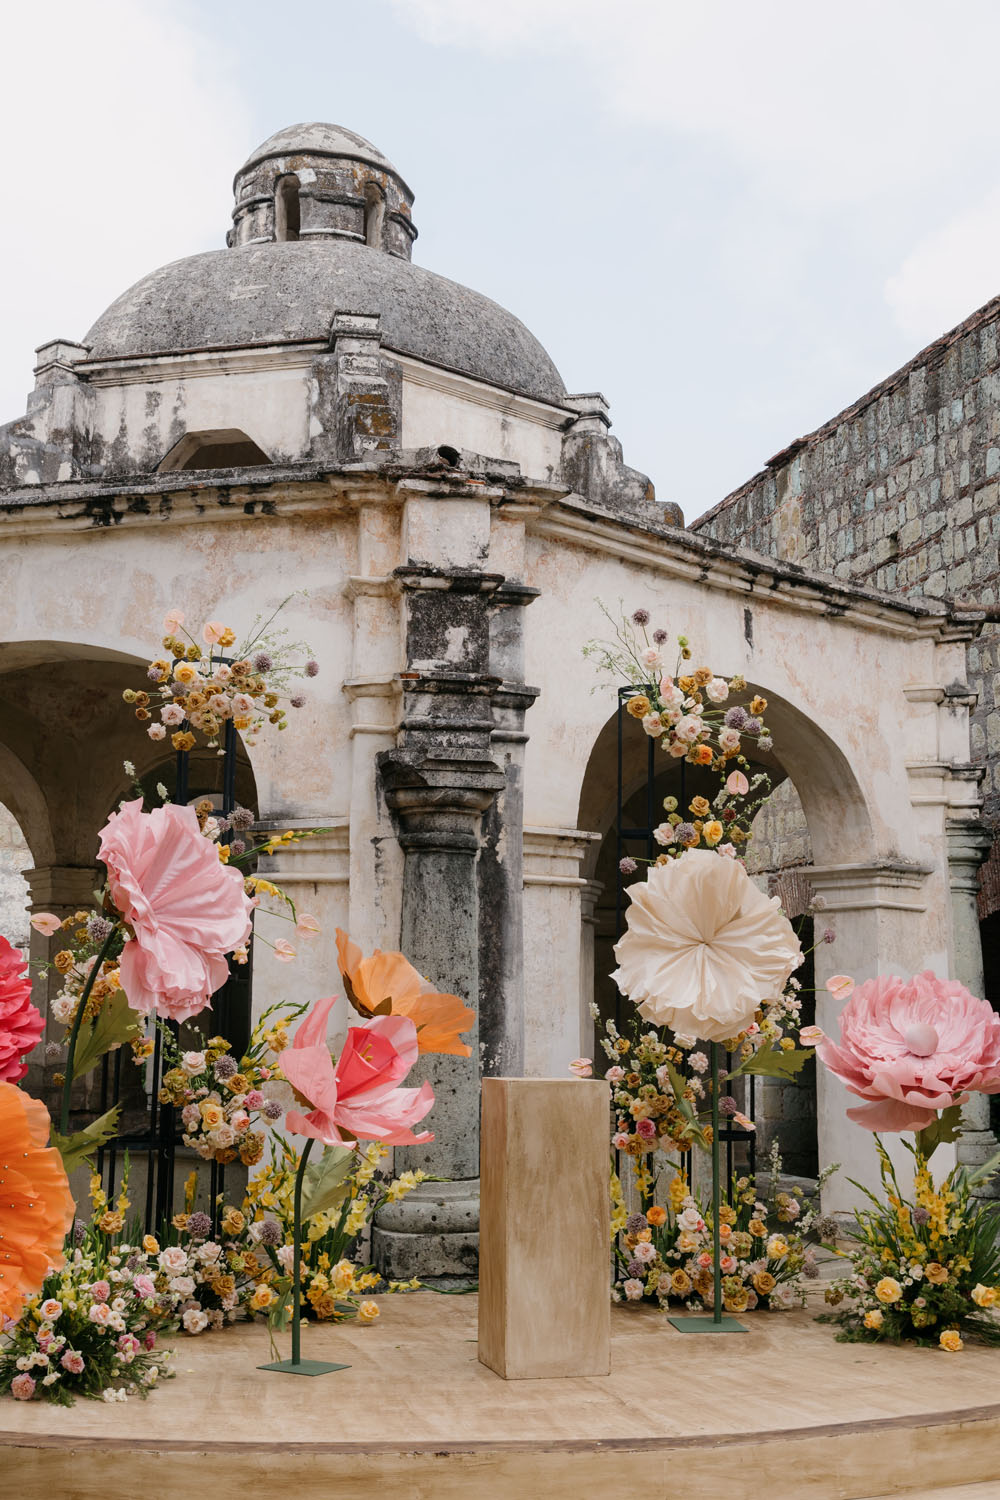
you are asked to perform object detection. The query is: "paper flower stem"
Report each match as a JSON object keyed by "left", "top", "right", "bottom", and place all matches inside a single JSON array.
[
  {"left": 291, "top": 1135, "right": 315, "bottom": 1366},
  {"left": 60, "top": 926, "right": 120, "bottom": 1136},
  {"left": 711, "top": 1041, "right": 722, "bottom": 1324}
]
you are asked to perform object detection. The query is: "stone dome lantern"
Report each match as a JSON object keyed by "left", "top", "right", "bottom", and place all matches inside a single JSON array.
[{"left": 228, "top": 122, "right": 417, "bottom": 259}]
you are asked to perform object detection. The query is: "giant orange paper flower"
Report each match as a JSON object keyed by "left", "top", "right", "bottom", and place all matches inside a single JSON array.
[
  {"left": 0, "top": 1082, "right": 75, "bottom": 1321},
  {"left": 335, "top": 930, "right": 474, "bottom": 1057}
]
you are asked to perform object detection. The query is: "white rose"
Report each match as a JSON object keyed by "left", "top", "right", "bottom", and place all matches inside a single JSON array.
[
  {"left": 678, "top": 1207, "right": 704, "bottom": 1233},
  {"left": 718, "top": 727, "right": 741, "bottom": 752},
  {"left": 210, "top": 1123, "right": 236, "bottom": 1148},
  {"left": 673, "top": 714, "right": 704, "bottom": 743},
  {"left": 653, "top": 823, "right": 676, "bottom": 847},
  {"left": 158, "top": 1247, "right": 188, "bottom": 1275},
  {"left": 197, "top": 1241, "right": 222, "bottom": 1265},
  {"left": 641, "top": 713, "right": 664, "bottom": 738},
  {"left": 634, "top": 1241, "right": 657, "bottom": 1264},
  {"left": 705, "top": 678, "right": 729, "bottom": 703},
  {"left": 181, "top": 1051, "right": 206, "bottom": 1076},
  {"left": 182, "top": 1308, "right": 209, "bottom": 1334},
  {"left": 639, "top": 647, "right": 662, "bottom": 669},
  {"left": 51, "top": 995, "right": 77, "bottom": 1024},
  {"left": 169, "top": 1276, "right": 196, "bottom": 1298},
  {"left": 277, "top": 1244, "right": 295, "bottom": 1272}
]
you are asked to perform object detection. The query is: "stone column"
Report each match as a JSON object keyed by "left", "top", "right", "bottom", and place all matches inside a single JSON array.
[
  {"left": 479, "top": 582, "right": 539, "bottom": 1078},
  {"left": 946, "top": 818, "right": 1000, "bottom": 1186},
  {"left": 372, "top": 567, "right": 505, "bottom": 1279}
]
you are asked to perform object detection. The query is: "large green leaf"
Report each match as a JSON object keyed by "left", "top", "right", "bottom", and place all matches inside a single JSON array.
[
  {"left": 51, "top": 1106, "right": 121, "bottom": 1174},
  {"left": 300, "top": 1145, "right": 356, "bottom": 1221},
  {"left": 915, "top": 1104, "right": 965, "bottom": 1162},
  {"left": 728, "top": 1042, "right": 812, "bottom": 1082},
  {"left": 71, "top": 989, "right": 143, "bottom": 1081}
]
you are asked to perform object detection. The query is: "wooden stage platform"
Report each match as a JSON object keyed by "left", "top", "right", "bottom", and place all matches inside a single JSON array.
[{"left": 5, "top": 1291, "right": 1000, "bottom": 1498}]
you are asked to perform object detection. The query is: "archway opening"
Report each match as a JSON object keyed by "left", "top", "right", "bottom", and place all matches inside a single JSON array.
[
  {"left": 158, "top": 429, "right": 273, "bottom": 473},
  {"left": 274, "top": 173, "right": 301, "bottom": 242}
]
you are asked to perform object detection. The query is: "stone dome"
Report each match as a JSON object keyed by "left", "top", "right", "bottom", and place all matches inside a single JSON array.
[
  {"left": 82, "top": 239, "right": 568, "bottom": 405},
  {"left": 237, "top": 123, "right": 409, "bottom": 189}
]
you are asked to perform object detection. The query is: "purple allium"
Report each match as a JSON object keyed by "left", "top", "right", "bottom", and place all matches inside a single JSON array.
[
  {"left": 187, "top": 1212, "right": 212, "bottom": 1240},
  {"left": 652, "top": 629, "right": 668, "bottom": 645},
  {"left": 718, "top": 1095, "right": 738, "bottom": 1116},
  {"left": 252, "top": 651, "right": 274, "bottom": 673},
  {"left": 213, "top": 1055, "right": 238, "bottom": 1081},
  {"left": 813, "top": 1214, "right": 839, "bottom": 1240},
  {"left": 87, "top": 914, "right": 114, "bottom": 944},
  {"left": 147, "top": 666, "right": 162, "bottom": 681},
  {"left": 230, "top": 840, "right": 246, "bottom": 857},
  {"left": 171, "top": 682, "right": 188, "bottom": 698},
  {"left": 44, "top": 1041, "right": 63, "bottom": 1063},
  {"left": 803, "top": 1252, "right": 820, "bottom": 1279},
  {"left": 724, "top": 706, "right": 748, "bottom": 728},
  {"left": 619, "top": 856, "right": 638, "bottom": 875},
  {"left": 215, "top": 817, "right": 230, "bottom": 834},
  {"left": 627, "top": 1259, "right": 645, "bottom": 1278},
  {"left": 631, "top": 609, "right": 650, "bottom": 626},
  {"left": 262, "top": 1099, "right": 283, "bottom": 1121},
  {"left": 305, "top": 660, "right": 320, "bottom": 677},
  {"left": 675, "top": 822, "right": 697, "bottom": 845},
  {"left": 744, "top": 717, "right": 761, "bottom": 735},
  {"left": 823, "top": 928, "right": 836, "bottom": 944},
  {"left": 290, "top": 695, "right": 306, "bottom": 709},
  {"left": 626, "top": 1213, "right": 647, "bottom": 1235},
  {"left": 258, "top": 1219, "right": 282, "bottom": 1247},
  {"left": 73, "top": 1219, "right": 87, "bottom": 1245},
  {"left": 229, "top": 805, "right": 255, "bottom": 832},
  {"left": 758, "top": 736, "right": 774, "bottom": 753},
  {"left": 912, "top": 1206, "right": 931, "bottom": 1226}
]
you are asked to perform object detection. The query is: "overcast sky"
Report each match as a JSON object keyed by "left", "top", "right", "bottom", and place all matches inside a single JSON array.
[{"left": 4, "top": 0, "right": 1000, "bottom": 519}]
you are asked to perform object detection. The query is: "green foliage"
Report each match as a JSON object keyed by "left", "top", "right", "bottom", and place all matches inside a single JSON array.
[
  {"left": 300, "top": 1145, "right": 356, "bottom": 1222},
  {"left": 728, "top": 1041, "right": 812, "bottom": 1082},
  {"left": 71, "top": 990, "right": 142, "bottom": 1080},
  {"left": 50, "top": 1106, "right": 121, "bottom": 1174}
]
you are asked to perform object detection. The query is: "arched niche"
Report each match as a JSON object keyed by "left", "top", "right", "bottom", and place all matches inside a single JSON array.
[
  {"left": 274, "top": 173, "right": 301, "bottom": 242},
  {"left": 158, "top": 430, "right": 273, "bottom": 473}
]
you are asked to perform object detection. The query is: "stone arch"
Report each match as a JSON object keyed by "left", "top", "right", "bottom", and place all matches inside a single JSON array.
[{"left": 158, "top": 429, "right": 273, "bottom": 472}]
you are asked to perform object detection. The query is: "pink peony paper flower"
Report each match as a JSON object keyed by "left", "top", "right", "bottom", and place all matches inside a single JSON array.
[
  {"left": 817, "top": 971, "right": 1000, "bottom": 1132},
  {"left": 280, "top": 994, "right": 434, "bottom": 1147},
  {"left": 0, "top": 935, "right": 44, "bottom": 1083},
  {"left": 98, "top": 799, "right": 253, "bottom": 1023}
]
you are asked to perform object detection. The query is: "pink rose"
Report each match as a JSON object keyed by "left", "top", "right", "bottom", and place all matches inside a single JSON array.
[
  {"left": 60, "top": 1350, "right": 85, "bottom": 1374},
  {"left": 88, "top": 1302, "right": 113, "bottom": 1325},
  {"left": 160, "top": 703, "right": 186, "bottom": 726},
  {"left": 10, "top": 1373, "right": 35, "bottom": 1400},
  {"left": 605, "top": 1066, "right": 625, "bottom": 1083},
  {"left": 132, "top": 1274, "right": 155, "bottom": 1298},
  {"left": 817, "top": 971, "right": 1000, "bottom": 1131},
  {"left": 89, "top": 1279, "right": 110, "bottom": 1302},
  {"left": 243, "top": 1089, "right": 264, "bottom": 1109},
  {"left": 636, "top": 1118, "right": 657, "bottom": 1140}
]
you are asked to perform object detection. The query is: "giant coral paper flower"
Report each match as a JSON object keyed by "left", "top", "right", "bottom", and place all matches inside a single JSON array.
[
  {"left": 98, "top": 799, "right": 253, "bottom": 1023},
  {"left": 280, "top": 994, "right": 435, "bottom": 1146},
  {"left": 335, "top": 929, "right": 474, "bottom": 1056},
  {"left": 612, "top": 849, "right": 801, "bottom": 1043},
  {"left": 0, "top": 1082, "right": 75, "bottom": 1321},
  {"left": 0, "top": 935, "right": 44, "bottom": 1083},
  {"left": 816, "top": 971, "right": 1000, "bottom": 1132}
]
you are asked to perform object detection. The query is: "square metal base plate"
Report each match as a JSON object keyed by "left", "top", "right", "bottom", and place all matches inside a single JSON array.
[
  {"left": 667, "top": 1315, "right": 748, "bottom": 1333},
  {"left": 257, "top": 1358, "right": 351, "bottom": 1376}
]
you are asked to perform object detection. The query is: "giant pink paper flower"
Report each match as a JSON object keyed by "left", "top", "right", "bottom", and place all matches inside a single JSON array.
[
  {"left": 280, "top": 994, "right": 435, "bottom": 1146},
  {"left": 817, "top": 971, "right": 1000, "bottom": 1132},
  {"left": 0, "top": 935, "right": 44, "bottom": 1083},
  {"left": 98, "top": 799, "right": 253, "bottom": 1023}
]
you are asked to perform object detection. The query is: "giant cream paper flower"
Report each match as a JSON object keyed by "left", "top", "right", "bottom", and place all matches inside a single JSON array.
[{"left": 612, "top": 850, "right": 802, "bottom": 1042}]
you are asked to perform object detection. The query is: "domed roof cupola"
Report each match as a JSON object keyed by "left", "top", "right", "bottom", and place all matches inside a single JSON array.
[{"left": 229, "top": 122, "right": 417, "bottom": 259}]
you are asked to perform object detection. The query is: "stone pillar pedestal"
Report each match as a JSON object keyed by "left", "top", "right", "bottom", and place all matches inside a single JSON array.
[{"left": 946, "top": 819, "right": 1000, "bottom": 1188}]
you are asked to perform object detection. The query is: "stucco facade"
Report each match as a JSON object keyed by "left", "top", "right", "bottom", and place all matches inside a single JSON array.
[{"left": 0, "top": 124, "right": 991, "bottom": 1264}]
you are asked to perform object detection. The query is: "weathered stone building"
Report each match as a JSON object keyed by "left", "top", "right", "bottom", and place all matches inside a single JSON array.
[{"left": 0, "top": 123, "right": 990, "bottom": 1260}]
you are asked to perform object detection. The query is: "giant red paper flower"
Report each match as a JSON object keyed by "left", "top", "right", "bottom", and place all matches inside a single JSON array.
[
  {"left": 817, "top": 971, "right": 1000, "bottom": 1132},
  {"left": 0, "top": 935, "right": 44, "bottom": 1083},
  {"left": 335, "top": 929, "right": 474, "bottom": 1057},
  {"left": 280, "top": 994, "right": 435, "bottom": 1147},
  {"left": 98, "top": 799, "right": 253, "bottom": 1023},
  {"left": 0, "top": 1082, "right": 75, "bottom": 1321}
]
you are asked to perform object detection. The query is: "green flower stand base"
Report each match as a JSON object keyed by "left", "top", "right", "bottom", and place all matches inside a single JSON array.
[
  {"left": 667, "top": 1315, "right": 747, "bottom": 1333},
  {"left": 258, "top": 1358, "right": 350, "bottom": 1376}
]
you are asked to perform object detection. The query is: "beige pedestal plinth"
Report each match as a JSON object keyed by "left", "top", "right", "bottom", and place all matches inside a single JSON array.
[{"left": 478, "top": 1077, "right": 610, "bottom": 1379}]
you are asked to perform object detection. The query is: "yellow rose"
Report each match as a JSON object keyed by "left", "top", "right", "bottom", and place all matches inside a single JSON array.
[
  {"left": 689, "top": 796, "right": 711, "bottom": 818},
  {"left": 766, "top": 1235, "right": 789, "bottom": 1260},
  {"left": 171, "top": 731, "right": 197, "bottom": 753},
  {"left": 863, "top": 1309, "right": 884, "bottom": 1330},
  {"left": 173, "top": 661, "right": 198, "bottom": 683},
  {"left": 971, "top": 1284, "right": 997, "bottom": 1308},
  {"left": 357, "top": 1299, "right": 380, "bottom": 1324},
  {"left": 875, "top": 1277, "right": 903, "bottom": 1304},
  {"left": 939, "top": 1328, "right": 963, "bottom": 1353},
  {"left": 670, "top": 1269, "right": 692, "bottom": 1296},
  {"left": 749, "top": 695, "right": 767, "bottom": 716},
  {"left": 748, "top": 1218, "right": 767, "bottom": 1238},
  {"left": 724, "top": 1289, "right": 749, "bottom": 1313},
  {"left": 249, "top": 1284, "right": 276, "bottom": 1312},
  {"left": 753, "top": 1271, "right": 776, "bottom": 1296},
  {"left": 332, "top": 1260, "right": 356, "bottom": 1295},
  {"left": 221, "top": 1207, "right": 245, "bottom": 1236},
  {"left": 142, "top": 1234, "right": 160, "bottom": 1255},
  {"left": 626, "top": 695, "right": 651, "bottom": 720},
  {"left": 703, "top": 820, "right": 724, "bottom": 846},
  {"left": 925, "top": 1262, "right": 949, "bottom": 1285},
  {"left": 200, "top": 1102, "right": 225, "bottom": 1130},
  {"left": 97, "top": 1211, "right": 124, "bottom": 1236}
]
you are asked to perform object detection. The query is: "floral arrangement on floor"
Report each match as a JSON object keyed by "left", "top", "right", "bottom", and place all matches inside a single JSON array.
[
  {"left": 612, "top": 1142, "right": 823, "bottom": 1312},
  {"left": 816, "top": 971, "right": 1000, "bottom": 1350},
  {"left": 156, "top": 1002, "right": 304, "bottom": 1166},
  {"left": 124, "top": 600, "right": 319, "bottom": 751}
]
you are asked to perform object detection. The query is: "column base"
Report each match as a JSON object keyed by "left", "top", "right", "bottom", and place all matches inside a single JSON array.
[{"left": 373, "top": 1179, "right": 479, "bottom": 1279}]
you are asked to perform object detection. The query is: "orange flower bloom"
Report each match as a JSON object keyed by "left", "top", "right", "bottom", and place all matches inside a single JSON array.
[
  {"left": 335, "top": 930, "right": 474, "bottom": 1057},
  {"left": 0, "top": 1082, "right": 75, "bottom": 1321}
]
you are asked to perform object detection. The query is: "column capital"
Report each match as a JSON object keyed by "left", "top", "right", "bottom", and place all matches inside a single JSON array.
[{"left": 25, "top": 865, "right": 98, "bottom": 909}]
